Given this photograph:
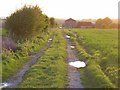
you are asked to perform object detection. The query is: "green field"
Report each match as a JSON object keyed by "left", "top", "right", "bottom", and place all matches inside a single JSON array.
[
  {"left": 64, "top": 28, "right": 118, "bottom": 88},
  {"left": 71, "top": 28, "right": 118, "bottom": 67}
]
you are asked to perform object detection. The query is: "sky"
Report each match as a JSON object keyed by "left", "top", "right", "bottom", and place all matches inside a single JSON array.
[{"left": 0, "top": 0, "right": 119, "bottom": 19}]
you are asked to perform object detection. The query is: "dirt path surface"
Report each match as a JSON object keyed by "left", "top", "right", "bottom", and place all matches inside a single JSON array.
[
  {"left": 4, "top": 34, "right": 55, "bottom": 88},
  {"left": 65, "top": 35, "right": 84, "bottom": 88}
]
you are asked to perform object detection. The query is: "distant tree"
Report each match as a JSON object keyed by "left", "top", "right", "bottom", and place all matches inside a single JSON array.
[
  {"left": 5, "top": 5, "right": 49, "bottom": 40},
  {"left": 49, "top": 17, "right": 57, "bottom": 28},
  {"left": 95, "top": 17, "right": 113, "bottom": 29},
  {"left": 102, "top": 17, "right": 112, "bottom": 28},
  {"left": 110, "top": 23, "right": 118, "bottom": 28},
  {"left": 95, "top": 18, "right": 103, "bottom": 28}
]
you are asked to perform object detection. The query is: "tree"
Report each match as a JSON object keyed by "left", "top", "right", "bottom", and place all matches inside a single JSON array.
[
  {"left": 5, "top": 5, "right": 49, "bottom": 40},
  {"left": 110, "top": 23, "right": 118, "bottom": 28},
  {"left": 95, "top": 17, "right": 113, "bottom": 29},
  {"left": 95, "top": 18, "right": 103, "bottom": 28},
  {"left": 49, "top": 17, "right": 57, "bottom": 28},
  {"left": 102, "top": 17, "right": 112, "bottom": 28}
]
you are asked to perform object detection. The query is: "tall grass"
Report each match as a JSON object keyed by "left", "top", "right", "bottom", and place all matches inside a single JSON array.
[{"left": 81, "top": 60, "right": 115, "bottom": 88}]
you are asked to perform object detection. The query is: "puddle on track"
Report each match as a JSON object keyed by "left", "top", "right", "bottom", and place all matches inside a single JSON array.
[
  {"left": 66, "top": 37, "right": 84, "bottom": 88},
  {"left": 69, "top": 61, "right": 86, "bottom": 68}
]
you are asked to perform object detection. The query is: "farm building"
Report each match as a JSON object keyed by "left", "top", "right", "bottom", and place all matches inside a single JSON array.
[
  {"left": 62, "top": 18, "right": 95, "bottom": 28},
  {"left": 62, "top": 18, "right": 77, "bottom": 28},
  {"left": 76, "top": 22, "right": 94, "bottom": 28}
]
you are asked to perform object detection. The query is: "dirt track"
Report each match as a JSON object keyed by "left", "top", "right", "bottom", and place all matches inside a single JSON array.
[{"left": 65, "top": 34, "right": 84, "bottom": 88}]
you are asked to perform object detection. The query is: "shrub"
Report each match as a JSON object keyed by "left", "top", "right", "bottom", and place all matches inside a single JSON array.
[{"left": 5, "top": 5, "right": 49, "bottom": 40}]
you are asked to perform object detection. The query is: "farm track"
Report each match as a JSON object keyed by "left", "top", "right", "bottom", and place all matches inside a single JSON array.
[
  {"left": 4, "top": 34, "right": 55, "bottom": 88},
  {"left": 63, "top": 32, "right": 84, "bottom": 88}
]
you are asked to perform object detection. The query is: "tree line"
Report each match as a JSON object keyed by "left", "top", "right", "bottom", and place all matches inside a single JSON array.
[
  {"left": 5, "top": 5, "right": 57, "bottom": 40},
  {"left": 95, "top": 17, "right": 118, "bottom": 29}
]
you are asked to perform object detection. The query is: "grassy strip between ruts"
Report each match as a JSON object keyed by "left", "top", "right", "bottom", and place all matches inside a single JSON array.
[
  {"left": 2, "top": 29, "right": 55, "bottom": 81},
  {"left": 18, "top": 29, "right": 67, "bottom": 88},
  {"left": 64, "top": 29, "right": 116, "bottom": 88}
]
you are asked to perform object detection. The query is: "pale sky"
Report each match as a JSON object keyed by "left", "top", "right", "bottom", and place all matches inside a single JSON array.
[{"left": 0, "top": 0, "right": 119, "bottom": 19}]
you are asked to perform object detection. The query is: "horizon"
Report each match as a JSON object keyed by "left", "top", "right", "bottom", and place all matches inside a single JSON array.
[
  {"left": 0, "top": 0, "right": 119, "bottom": 19},
  {"left": 0, "top": 17, "right": 118, "bottom": 21}
]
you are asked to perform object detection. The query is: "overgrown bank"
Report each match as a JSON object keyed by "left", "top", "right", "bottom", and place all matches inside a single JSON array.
[
  {"left": 2, "top": 5, "right": 59, "bottom": 87},
  {"left": 2, "top": 30, "right": 55, "bottom": 81}
]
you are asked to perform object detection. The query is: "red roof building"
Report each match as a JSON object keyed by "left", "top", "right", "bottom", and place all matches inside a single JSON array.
[
  {"left": 63, "top": 18, "right": 77, "bottom": 28},
  {"left": 65, "top": 18, "right": 76, "bottom": 22},
  {"left": 62, "top": 18, "right": 95, "bottom": 28}
]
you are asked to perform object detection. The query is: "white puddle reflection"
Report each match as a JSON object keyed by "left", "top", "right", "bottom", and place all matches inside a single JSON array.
[
  {"left": 49, "top": 38, "right": 52, "bottom": 41},
  {"left": 69, "top": 61, "right": 86, "bottom": 68},
  {"left": 70, "top": 46, "right": 75, "bottom": 49},
  {"left": 48, "top": 38, "right": 53, "bottom": 42},
  {"left": 66, "top": 35, "right": 70, "bottom": 39},
  {"left": 0, "top": 82, "right": 10, "bottom": 88}
]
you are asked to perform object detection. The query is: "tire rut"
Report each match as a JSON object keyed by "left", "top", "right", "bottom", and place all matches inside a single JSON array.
[
  {"left": 64, "top": 32, "right": 84, "bottom": 88},
  {"left": 2, "top": 34, "right": 55, "bottom": 88}
]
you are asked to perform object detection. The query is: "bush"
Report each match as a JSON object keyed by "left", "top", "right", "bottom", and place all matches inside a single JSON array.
[{"left": 5, "top": 5, "right": 49, "bottom": 40}]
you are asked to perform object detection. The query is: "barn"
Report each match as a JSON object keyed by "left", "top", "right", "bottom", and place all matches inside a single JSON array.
[
  {"left": 62, "top": 18, "right": 77, "bottom": 28},
  {"left": 62, "top": 18, "right": 95, "bottom": 28}
]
